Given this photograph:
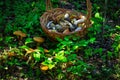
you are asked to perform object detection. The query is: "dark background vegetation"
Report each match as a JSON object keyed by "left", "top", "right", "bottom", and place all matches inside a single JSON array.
[{"left": 0, "top": 0, "right": 120, "bottom": 80}]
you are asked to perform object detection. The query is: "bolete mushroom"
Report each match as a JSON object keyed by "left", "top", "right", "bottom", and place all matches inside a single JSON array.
[
  {"left": 13, "top": 30, "right": 26, "bottom": 40},
  {"left": 33, "top": 37, "right": 45, "bottom": 48}
]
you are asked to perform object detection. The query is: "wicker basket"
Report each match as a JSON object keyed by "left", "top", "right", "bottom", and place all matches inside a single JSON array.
[{"left": 40, "top": 0, "right": 92, "bottom": 40}]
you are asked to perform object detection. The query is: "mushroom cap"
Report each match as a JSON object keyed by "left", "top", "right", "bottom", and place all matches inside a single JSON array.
[
  {"left": 13, "top": 30, "right": 26, "bottom": 37},
  {"left": 33, "top": 37, "right": 45, "bottom": 43},
  {"left": 40, "top": 64, "right": 49, "bottom": 71}
]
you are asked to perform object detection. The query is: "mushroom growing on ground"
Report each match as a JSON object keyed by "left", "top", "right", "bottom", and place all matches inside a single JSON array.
[
  {"left": 40, "top": 64, "right": 49, "bottom": 71},
  {"left": 13, "top": 30, "right": 26, "bottom": 40},
  {"left": 33, "top": 37, "right": 45, "bottom": 48}
]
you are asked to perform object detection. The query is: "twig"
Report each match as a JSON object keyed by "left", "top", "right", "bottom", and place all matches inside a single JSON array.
[
  {"left": 102, "top": 0, "right": 107, "bottom": 44},
  {"left": 46, "top": 0, "right": 52, "bottom": 10}
]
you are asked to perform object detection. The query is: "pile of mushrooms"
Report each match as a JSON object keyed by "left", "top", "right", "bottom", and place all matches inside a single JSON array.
[{"left": 46, "top": 13, "right": 86, "bottom": 34}]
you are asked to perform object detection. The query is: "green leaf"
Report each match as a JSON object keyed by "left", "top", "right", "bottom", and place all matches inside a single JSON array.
[
  {"left": 37, "top": 47, "right": 44, "bottom": 53},
  {"left": 65, "top": 51, "right": 70, "bottom": 54},
  {"left": 25, "top": 38, "right": 33, "bottom": 44},
  {"left": 68, "top": 54, "right": 77, "bottom": 61},
  {"left": 85, "top": 48, "right": 93, "bottom": 58},
  {"left": 89, "top": 38, "right": 96, "bottom": 43},
  {"left": 116, "top": 44, "right": 120, "bottom": 51},
  {"left": 95, "top": 12, "right": 100, "bottom": 18},
  {"left": 79, "top": 40, "right": 89, "bottom": 47},
  {"left": 32, "top": 2, "right": 35, "bottom": 7},
  {"left": 42, "top": 59, "right": 56, "bottom": 69},
  {"left": 55, "top": 51, "right": 67, "bottom": 62},
  {"left": 72, "top": 45, "right": 79, "bottom": 50},
  {"left": 48, "top": 64, "right": 55, "bottom": 69},
  {"left": 0, "top": 37, "right": 3, "bottom": 41},
  {"left": 116, "top": 25, "right": 120, "bottom": 30},
  {"left": 56, "top": 37, "right": 63, "bottom": 42},
  {"left": 95, "top": 12, "right": 103, "bottom": 20},
  {"left": 5, "top": 36, "right": 13, "bottom": 43},
  {"left": 19, "top": 45, "right": 29, "bottom": 49},
  {"left": 33, "top": 52, "right": 41, "bottom": 62},
  {"left": 107, "top": 51, "right": 113, "bottom": 58}
]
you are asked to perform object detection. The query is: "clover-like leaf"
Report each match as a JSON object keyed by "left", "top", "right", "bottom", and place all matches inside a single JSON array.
[
  {"left": 55, "top": 51, "right": 67, "bottom": 62},
  {"left": 33, "top": 52, "right": 41, "bottom": 62}
]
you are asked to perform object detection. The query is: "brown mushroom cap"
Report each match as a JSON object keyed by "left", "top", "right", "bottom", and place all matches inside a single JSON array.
[
  {"left": 33, "top": 37, "right": 45, "bottom": 43},
  {"left": 20, "top": 33, "right": 26, "bottom": 37},
  {"left": 40, "top": 64, "right": 49, "bottom": 71},
  {"left": 13, "top": 30, "right": 26, "bottom": 37},
  {"left": 13, "top": 30, "right": 22, "bottom": 35}
]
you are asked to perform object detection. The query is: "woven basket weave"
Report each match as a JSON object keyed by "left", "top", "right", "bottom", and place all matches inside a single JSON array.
[{"left": 40, "top": 0, "right": 92, "bottom": 40}]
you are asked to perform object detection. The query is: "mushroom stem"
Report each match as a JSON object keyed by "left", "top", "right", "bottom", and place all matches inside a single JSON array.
[
  {"left": 13, "top": 30, "right": 26, "bottom": 42},
  {"left": 26, "top": 56, "right": 32, "bottom": 64},
  {"left": 36, "top": 43, "right": 40, "bottom": 48},
  {"left": 20, "top": 36, "right": 23, "bottom": 40}
]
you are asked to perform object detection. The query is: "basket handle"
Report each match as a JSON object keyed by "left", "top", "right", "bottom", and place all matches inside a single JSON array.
[
  {"left": 46, "top": 0, "right": 52, "bottom": 10},
  {"left": 85, "top": 0, "right": 92, "bottom": 28},
  {"left": 46, "top": 0, "right": 68, "bottom": 10}
]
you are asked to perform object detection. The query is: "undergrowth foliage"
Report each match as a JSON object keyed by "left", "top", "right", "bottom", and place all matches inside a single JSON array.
[{"left": 0, "top": 0, "right": 120, "bottom": 80}]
